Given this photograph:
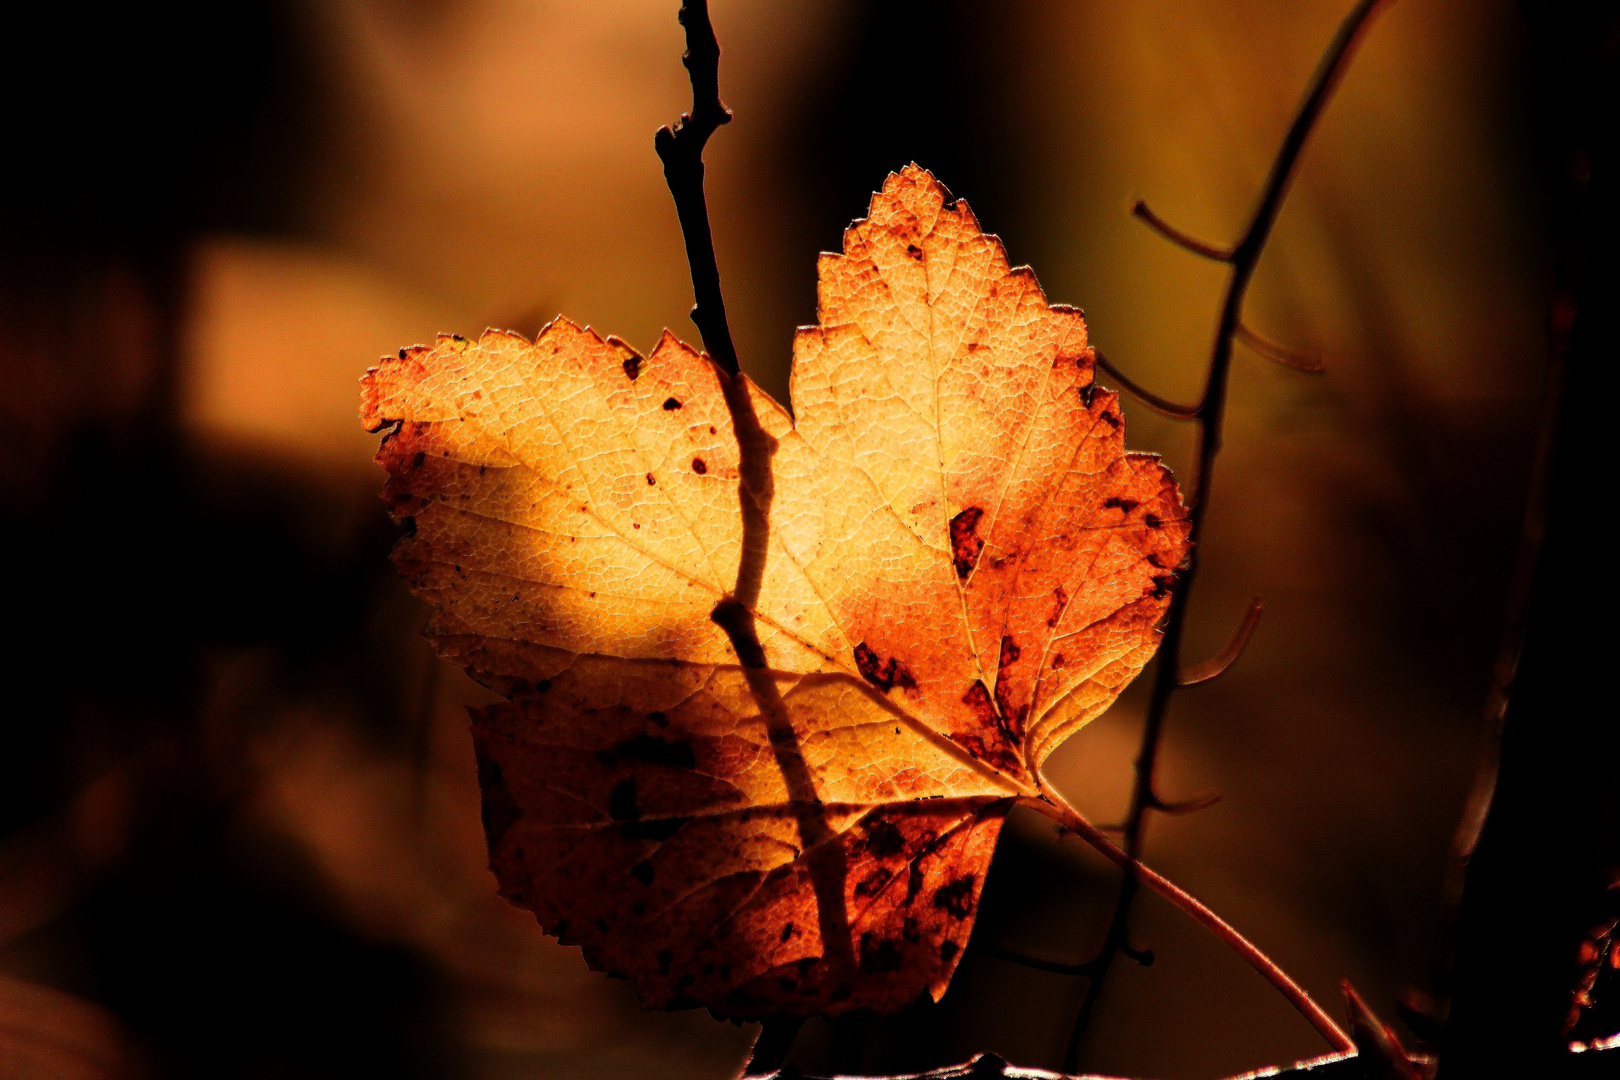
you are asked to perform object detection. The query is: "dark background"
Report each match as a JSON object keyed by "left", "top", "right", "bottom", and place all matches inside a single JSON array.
[{"left": 0, "top": 1, "right": 1602, "bottom": 1077}]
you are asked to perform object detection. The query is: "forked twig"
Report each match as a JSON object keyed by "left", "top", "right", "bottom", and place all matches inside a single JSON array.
[
  {"left": 1061, "top": 0, "right": 1392, "bottom": 1067},
  {"left": 656, "top": 0, "right": 739, "bottom": 378}
]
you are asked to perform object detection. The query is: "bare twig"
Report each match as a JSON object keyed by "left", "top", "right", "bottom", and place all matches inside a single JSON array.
[
  {"left": 1133, "top": 198, "right": 1235, "bottom": 261},
  {"left": 1017, "top": 794, "right": 1356, "bottom": 1055},
  {"left": 1093, "top": 350, "right": 1200, "bottom": 419},
  {"left": 1177, "top": 597, "right": 1265, "bottom": 686},
  {"left": 655, "top": 0, "right": 740, "bottom": 377},
  {"left": 1059, "top": 1, "right": 1393, "bottom": 1067},
  {"left": 1236, "top": 322, "right": 1326, "bottom": 373}
]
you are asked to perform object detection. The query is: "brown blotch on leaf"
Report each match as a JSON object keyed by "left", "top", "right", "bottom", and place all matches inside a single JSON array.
[
  {"left": 1099, "top": 409, "right": 1120, "bottom": 428},
  {"left": 1048, "top": 586, "right": 1068, "bottom": 628},
  {"left": 692, "top": 457, "right": 708, "bottom": 475},
  {"left": 646, "top": 473, "right": 657, "bottom": 485},
  {"left": 1150, "top": 574, "right": 1175, "bottom": 599},
  {"left": 934, "top": 875, "right": 977, "bottom": 919},
  {"left": 859, "top": 816, "right": 907, "bottom": 858},
  {"left": 949, "top": 506, "right": 985, "bottom": 578},
  {"left": 1104, "top": 496, "right": 1139, "bottom": 512},
  {"left": 905, "top": 244, "right": 924, "bottom": 261},
  {"left": 1144, "top": 513, "right": 1163, "bottom": 529},
  {"left": 475, "top": 749, "right": 522, "bottom": 851},
  {"left": 859, "top": 932, "right": 904, "bottom": 974},
  {"left": 614, "top": 732, "right": 696, "bottom": 770},
  {"left": 853, "top": 642, "right": 918, "bottom": 692},
  {"left": 623, "top": 355, "right": 642, "bottom": 380},
  {"left": 662, "top": 397, "right": 682, "bottom": 410}
]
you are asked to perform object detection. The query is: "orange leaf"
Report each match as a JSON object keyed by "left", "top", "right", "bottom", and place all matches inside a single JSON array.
[{"left": 360, "top": 166, "right": 1190, "bottom": 1018}]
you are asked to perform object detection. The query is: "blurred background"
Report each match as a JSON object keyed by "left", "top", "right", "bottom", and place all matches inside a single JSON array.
[{"left": 0, "top": 1, "right": 1562, "bottom": 1077}]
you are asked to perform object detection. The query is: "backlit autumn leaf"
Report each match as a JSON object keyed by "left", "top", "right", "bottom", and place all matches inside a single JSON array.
[{"left": 361, "top": 166, "right": 1190, "bottom": 1018}]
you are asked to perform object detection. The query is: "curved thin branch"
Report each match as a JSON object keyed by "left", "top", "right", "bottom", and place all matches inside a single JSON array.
[
  {"left": 1019, "top": 795, "right": 1356, "bottom": 1055},
  {"left": 1236, "top": 323, "right": 1326, "bottom": 373},
  {"left": 1133, "top": 199, "right": 1235, "bottom": 261},
  {"left": 1092, "top": 350, "right": 1200, "bottom": 419},
  {"left": 1177, "top": 597, "right": 1265, "bottom": 686},
  {"left": 1147, "top": 788, "right": 1223, "bottom": 815}
]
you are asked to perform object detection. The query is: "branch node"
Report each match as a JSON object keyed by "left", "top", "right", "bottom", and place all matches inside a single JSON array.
[
  {"left": 1132, "top": 199, "right": 1235, "bottom": 261},
  {"left": 1177, "top": 597, "right": 1265, "bottom": 687}
]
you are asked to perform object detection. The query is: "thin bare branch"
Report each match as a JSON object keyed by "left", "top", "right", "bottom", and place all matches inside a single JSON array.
[
  {"left": 1178, "top": 597, "right": 1265, "bottom": 686},
  {"left": 1061, "top": 0, "right": 1392, "bottom": 1066},
  {"left": 1018, "top": 794, "right": 1357, "bottom": 1055},
  {"left": 1236, "top": 322, "right": 1326, "bottom": 373},
  {"left": 1132, "top": 199, "right": 1235, "bottom": 261},
  {"left": 1147, "top": 788, "right": 1223, "bottom": 815},
  {"left": 1093, "top": 350, "right": 1200, "bottom": 419},
  {"left": 655, "top": 0, "right": 739, "bottom": 377}
]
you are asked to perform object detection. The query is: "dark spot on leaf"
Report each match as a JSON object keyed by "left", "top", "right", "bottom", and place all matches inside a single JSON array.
[
  {"left": 536, "top": 679, "right": 551, "bottom": 693},
  {"left": 614, "top": 732, "right": 696, "bottom": 770},
  {"left": 411, "top": 450, "right": 425, "bottom": 469},
  {"left": 940, "top": 940, "right": 960, "bottom": 962},
  {"left": 632, "top": 860, "right": 655, "bottom": 885},
  {"left": 949, "top": 507, "right": 985, "bottom": 578},
  {"left": 692, "top": 457, "right": 707, "bottom": 474},
  {"left": 623, "top": 355, "right": 642, "bottom": 380},
  {"left": 475, "top": 749, "right": 522, "bottom": 851},
  {"left": 853, "top": 642, "right": 917, "bottom": 692},
  {"left": 862, "top": 817, "right": 907, "bottom": 858},
  {"left": 663, "top": 397, "right": 682, "bottom": 410},
  {"left": 1052, "top": 653, "right": 1066, "bottom": 669},
  {"left": 609, "top": 779, "right": 638, "bottom": 822},
  {"left": 1144, "top": 513, "right": 1163, "bottom": 529},
  {"left": 633, "top": 522, "right": 640, "bottom": 529},
  {"left": 961, "top": 682, "right": 998, "bottom": 728},
  {"left": 1104, "top": 496, "right": 1139, "bottom": 512},
  {"left": 648, "top": 711, "right": 668, "bottom": 725},
  {"left": 1150, "top": 574, "right": 1175, "bottom": 599},
  {"left": 781, "top": 923, "right": 794, "bottom": 943},
  {"left": 1079, "top": 383, "right": 1097, "bottom": 407},
  {"left": 860, "top": 932, "right": 904, "bottom": 974},
  {"left": 709, "top": 425, "right": 717, "bottom": 434},
  {"left": 621, "top": 816, "right": 689, "bottom": 842},
  {"left": 934, "top": 875, "right": 977, "bottom": 919},
  {"left": 906, "top": 244, "right": 924, "bottom": 261},
  {"left": 854, "top": 867, "right": 894, "bottom": 898},
  {"left": 647, "top": 473, "right": 656, "bottom": 485},
  {"left": 398, "top": 347, "right": 408, "bottom": 360},
  {"left": 998, "top": 636, "right": 1021, "bottom": 667},
  {"left": 1048, "top": 586, "right": 1068, "bottom": 627}
]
